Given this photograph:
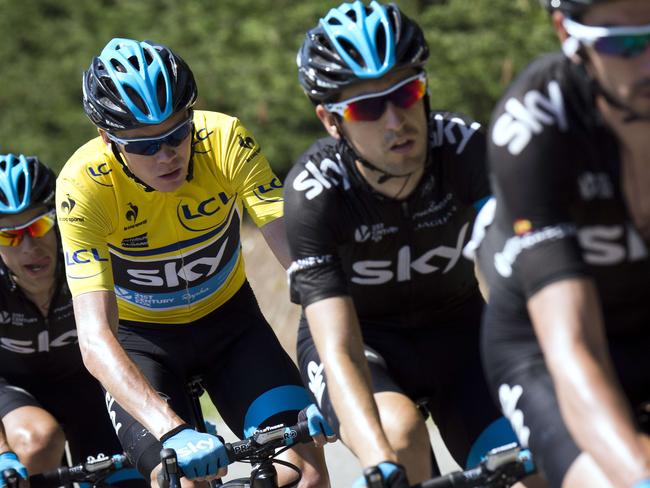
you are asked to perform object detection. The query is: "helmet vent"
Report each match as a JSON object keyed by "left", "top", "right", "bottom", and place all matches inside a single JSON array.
[
  {"left": 124, "top": 85, "right": 149, "bottom": 115},
  {"left": 338, "top": 38, "right": 365, "bottom": 68},
  {"left": 15, "top": 174, "right": 26, "bottom": 204},
  {"left": 128, "top": 55, "right": 141, "bottom": 71},
  {"left": 143, "top": 48, "right": 154, "bottom": 66},
  {"left": 156, "top": 75, "right": 168, "bottom": 114},
  {"left": 102, "top": 78, "right": 120, "bottom": 104},
  {"left": 100, "top": 95, "right": 121, "bottom": 112},
  {"left": 375, "top": 24, "right": 388, "bottom": 62},
  {"left": 111, "top": 59, "right": 128, "bottom": 73}
]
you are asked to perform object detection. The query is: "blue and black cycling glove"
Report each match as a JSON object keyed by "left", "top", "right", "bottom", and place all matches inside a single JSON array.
[
  {"left": 298, "top": 404, "right": 335, "bottom": 440},
  {"left": 160, "top": 425, "right": 228, "bottom": 479},
  {"left": 0, "top": 452, "right": 28, "bottom": 488},
  {"left": 352, "top": 461, "right": 409, "bottom": 488}
]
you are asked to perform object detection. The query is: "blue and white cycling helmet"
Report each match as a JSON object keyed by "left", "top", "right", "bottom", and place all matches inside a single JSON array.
[
  {"left": 0, "top": 154, "right": 56, "bottom": 214},
  {"left": 297, "top": 1, "right": 429, "bottom": 103},
  {"left": 83, "top": 38, "right": 197, "bottom": 131}
]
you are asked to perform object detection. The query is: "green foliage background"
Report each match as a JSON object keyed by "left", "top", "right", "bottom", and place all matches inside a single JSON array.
[{"left": 0, "top": 0, "right": 557, "bottom": 176}]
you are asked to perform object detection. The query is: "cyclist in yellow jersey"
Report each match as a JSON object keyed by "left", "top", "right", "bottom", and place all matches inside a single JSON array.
[
  {"left": 59, "top": 109, "right": 282, "bottom": 324},
  {"left": 56, "top": 38, "right": 332, "bottom": 487}
]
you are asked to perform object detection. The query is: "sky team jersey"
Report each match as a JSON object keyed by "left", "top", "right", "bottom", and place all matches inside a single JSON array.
[
  {"left": 473, "top": 53, "right": 650, "bottom": 335},
  {"left": 284, "top": 111, "right": 490, "bottom": 325},
  {"left": 0, "top": 260, "right": 82, "bottom": 385},
  {"left": 56, "top": 110, "right": 283, "bottom": 324}
]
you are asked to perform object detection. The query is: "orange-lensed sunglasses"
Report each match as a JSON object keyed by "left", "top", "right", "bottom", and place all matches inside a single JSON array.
[
  {"left": 0, "top": 209, "right": 56, "bottom": 247},
  {"left": 323, "top": 72, "right": 427, "bottom": 122}
]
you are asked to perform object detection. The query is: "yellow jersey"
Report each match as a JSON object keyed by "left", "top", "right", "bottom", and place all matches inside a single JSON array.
[{"left": 56, "top": 110, "right": 283, "bottom": 324}]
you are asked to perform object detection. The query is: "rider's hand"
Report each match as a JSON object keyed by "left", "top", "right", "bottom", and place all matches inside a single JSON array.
[
  {"left": 298, "top": 403, "right": 336, "bottom": 447},
  {"left": 0, "top": 452, "right": 28, "bottom": 488},
  {"left": 161, "top": 426, "right": 228, "bottom": 481},
  {"left": 352, "top": 462, "right": 409, "bottom": 488}
]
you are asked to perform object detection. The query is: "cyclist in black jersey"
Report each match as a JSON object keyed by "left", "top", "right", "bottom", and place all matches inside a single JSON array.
[
  {"left": 466, "top": 1, "right": 650, "bottom": 486},
  {"left": 284, "top": 2, "right": 518, "bottom": 487},
  {"left": 0, "top": 153, "right": 144, "bottom": 488}
]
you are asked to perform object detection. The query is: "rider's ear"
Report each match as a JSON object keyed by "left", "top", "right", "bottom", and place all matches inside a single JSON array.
[
  {"left": 315, "top": 105, "right": 341, "bottom": 140},
  {"left": 98, "top": 129, "right": 112, "bottom": 148}
]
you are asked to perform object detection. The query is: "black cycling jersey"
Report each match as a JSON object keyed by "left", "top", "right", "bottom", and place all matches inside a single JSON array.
[
  {"left": 476, "top": 52, "right": 650, "bottom": 335},
  {"left": 285, "top": 111, "right": 490, "bottom": 325},
  {"left": 474, "top": 52, "right": 650, "bottom": 487},
  {"left": 0, "top": 256, "right": 82, "bottom": 387},
  {"left": 285, "top": 110, "right": 520, "bottom": 469},
  {"left": 0, "top": 255, "right": 143, "bottom": 480}
]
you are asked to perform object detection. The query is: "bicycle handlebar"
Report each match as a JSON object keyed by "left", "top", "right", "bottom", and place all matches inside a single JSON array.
[
  {"left": 159, "top": 420, "right": 312, "bottom": 488},
  {"left": 224, "top": 420, "right": 312, "bottom": 463},
  {"left": 410, "top": 443, "right": 534, "bottom": 488},
  {"left": 3, "top": 454, "right": 130, "bottom": 488},
  {"left": 1, "top": 469, "right": 19, "bottom": 488}
]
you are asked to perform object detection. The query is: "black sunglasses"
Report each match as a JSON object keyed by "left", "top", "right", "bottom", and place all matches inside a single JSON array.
[{"left": 107, "top": 116, "right": 193, "bottom": 156}]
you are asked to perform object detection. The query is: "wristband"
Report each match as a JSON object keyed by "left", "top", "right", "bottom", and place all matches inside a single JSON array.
[
  {"left": 631, "top": 480, "right": 650, "bottom": 488},
  {"left": 159, "top": 424, "right": 192, "bottom": 444}
]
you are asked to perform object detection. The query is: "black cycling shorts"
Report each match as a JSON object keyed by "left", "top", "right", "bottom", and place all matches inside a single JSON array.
[
  {"left": 482, "top": 305, "right": 650, "bottom": 488},
  {"left": 108, "top": 282, "right": 310, "bottom": 478},
  {"left": 0, "top": 369, "right": 124, "bottom": 466},
  {"left": 297, "top": 291, "right": 516, "bottom": 470}
]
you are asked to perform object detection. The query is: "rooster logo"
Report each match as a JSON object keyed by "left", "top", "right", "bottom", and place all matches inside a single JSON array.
[
  {"left": 125, "top": 202, "right": 139, "bottom": 223},
  {"left": 238, "top": 135, "right": 255, "bottom": 149},
  {"left": 60, "top": 194, "right": 76, "bottom": 214}
]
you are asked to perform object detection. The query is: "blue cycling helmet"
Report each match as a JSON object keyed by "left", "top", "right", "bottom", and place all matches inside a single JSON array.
[
  {"left": 297, "top": 1, "right": 429, "bottom": 103},
  {"left": 83, "top": 38, "right": 197, "bottom": 131},
  {"left": 0, "top": 154, "right": 56, "bottom": 214}
]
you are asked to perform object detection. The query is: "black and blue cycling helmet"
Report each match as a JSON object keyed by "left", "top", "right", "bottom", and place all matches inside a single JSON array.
[
  {"left": 541, "top": 0, "right": 613, "bottom": 15},
  {"left": 297, "top": 1, "right": 429, "bottom": 103},
  {"left": 0, "top": 154, "right": 56, "bottom": 214},
  {"left": 83, "top": 38, "right": 197, "bottom": 131}
]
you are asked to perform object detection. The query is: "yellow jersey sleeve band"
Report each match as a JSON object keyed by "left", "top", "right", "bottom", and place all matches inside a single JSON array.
[{"left": 56, "top": 110, "right": 283, "bottom": 324}]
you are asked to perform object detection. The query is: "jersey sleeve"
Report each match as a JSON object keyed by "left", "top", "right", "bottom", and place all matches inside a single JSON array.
[
  {"left": 220, "top": 118, "right": 283, "bottom": 227},
  {"left": 283, "top": 156, "right": 349, "bottom": 307},
  {"left": 56, "top": 173, "right": 116, "bottom": 297},
  {"left": 488, "top": 71, "right": 587, "bottom": 298}
]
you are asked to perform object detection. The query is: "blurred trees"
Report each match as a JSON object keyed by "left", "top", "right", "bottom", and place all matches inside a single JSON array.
[{"left": 0, "top": 0, "right": 557, "bottom": 175}]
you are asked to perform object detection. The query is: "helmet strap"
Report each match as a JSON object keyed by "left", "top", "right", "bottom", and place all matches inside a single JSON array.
[
  {"left": 591, "top": 78, "right": 650, "bottom": 123},
  {"left": 332, "top": 119, "right": 417, "bottom": 185},
  {"left": 110, "top": 143, "right": 157, "bottom": 193},
  {"left": 109, "top": 125, "right": 196, "bottom": 192},
  {"left": 577, "top": 47, "right": 650, "bottom": 123}
]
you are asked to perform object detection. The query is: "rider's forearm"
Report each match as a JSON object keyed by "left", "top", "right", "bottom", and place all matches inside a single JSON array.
[
  {"left": 73, "top": 292, "right": 186, "bottom": 440},
  {"left": 306, "top": 297, "right": 396, "bottom": 467},
  {"left": 78, "top": 325, "right": 186, "bottom": 439},
  {"left": 550, "top": 343, "right": 650, "bottom": 486},
  {"left": 325, "top": 346, "right": 397, "bottom": 467},
  {"left": 530, "top": 279, "right": 650, "bottom": 486},
  {"left": 260, "top": 217, "right": 292, "bottom": 270}
]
